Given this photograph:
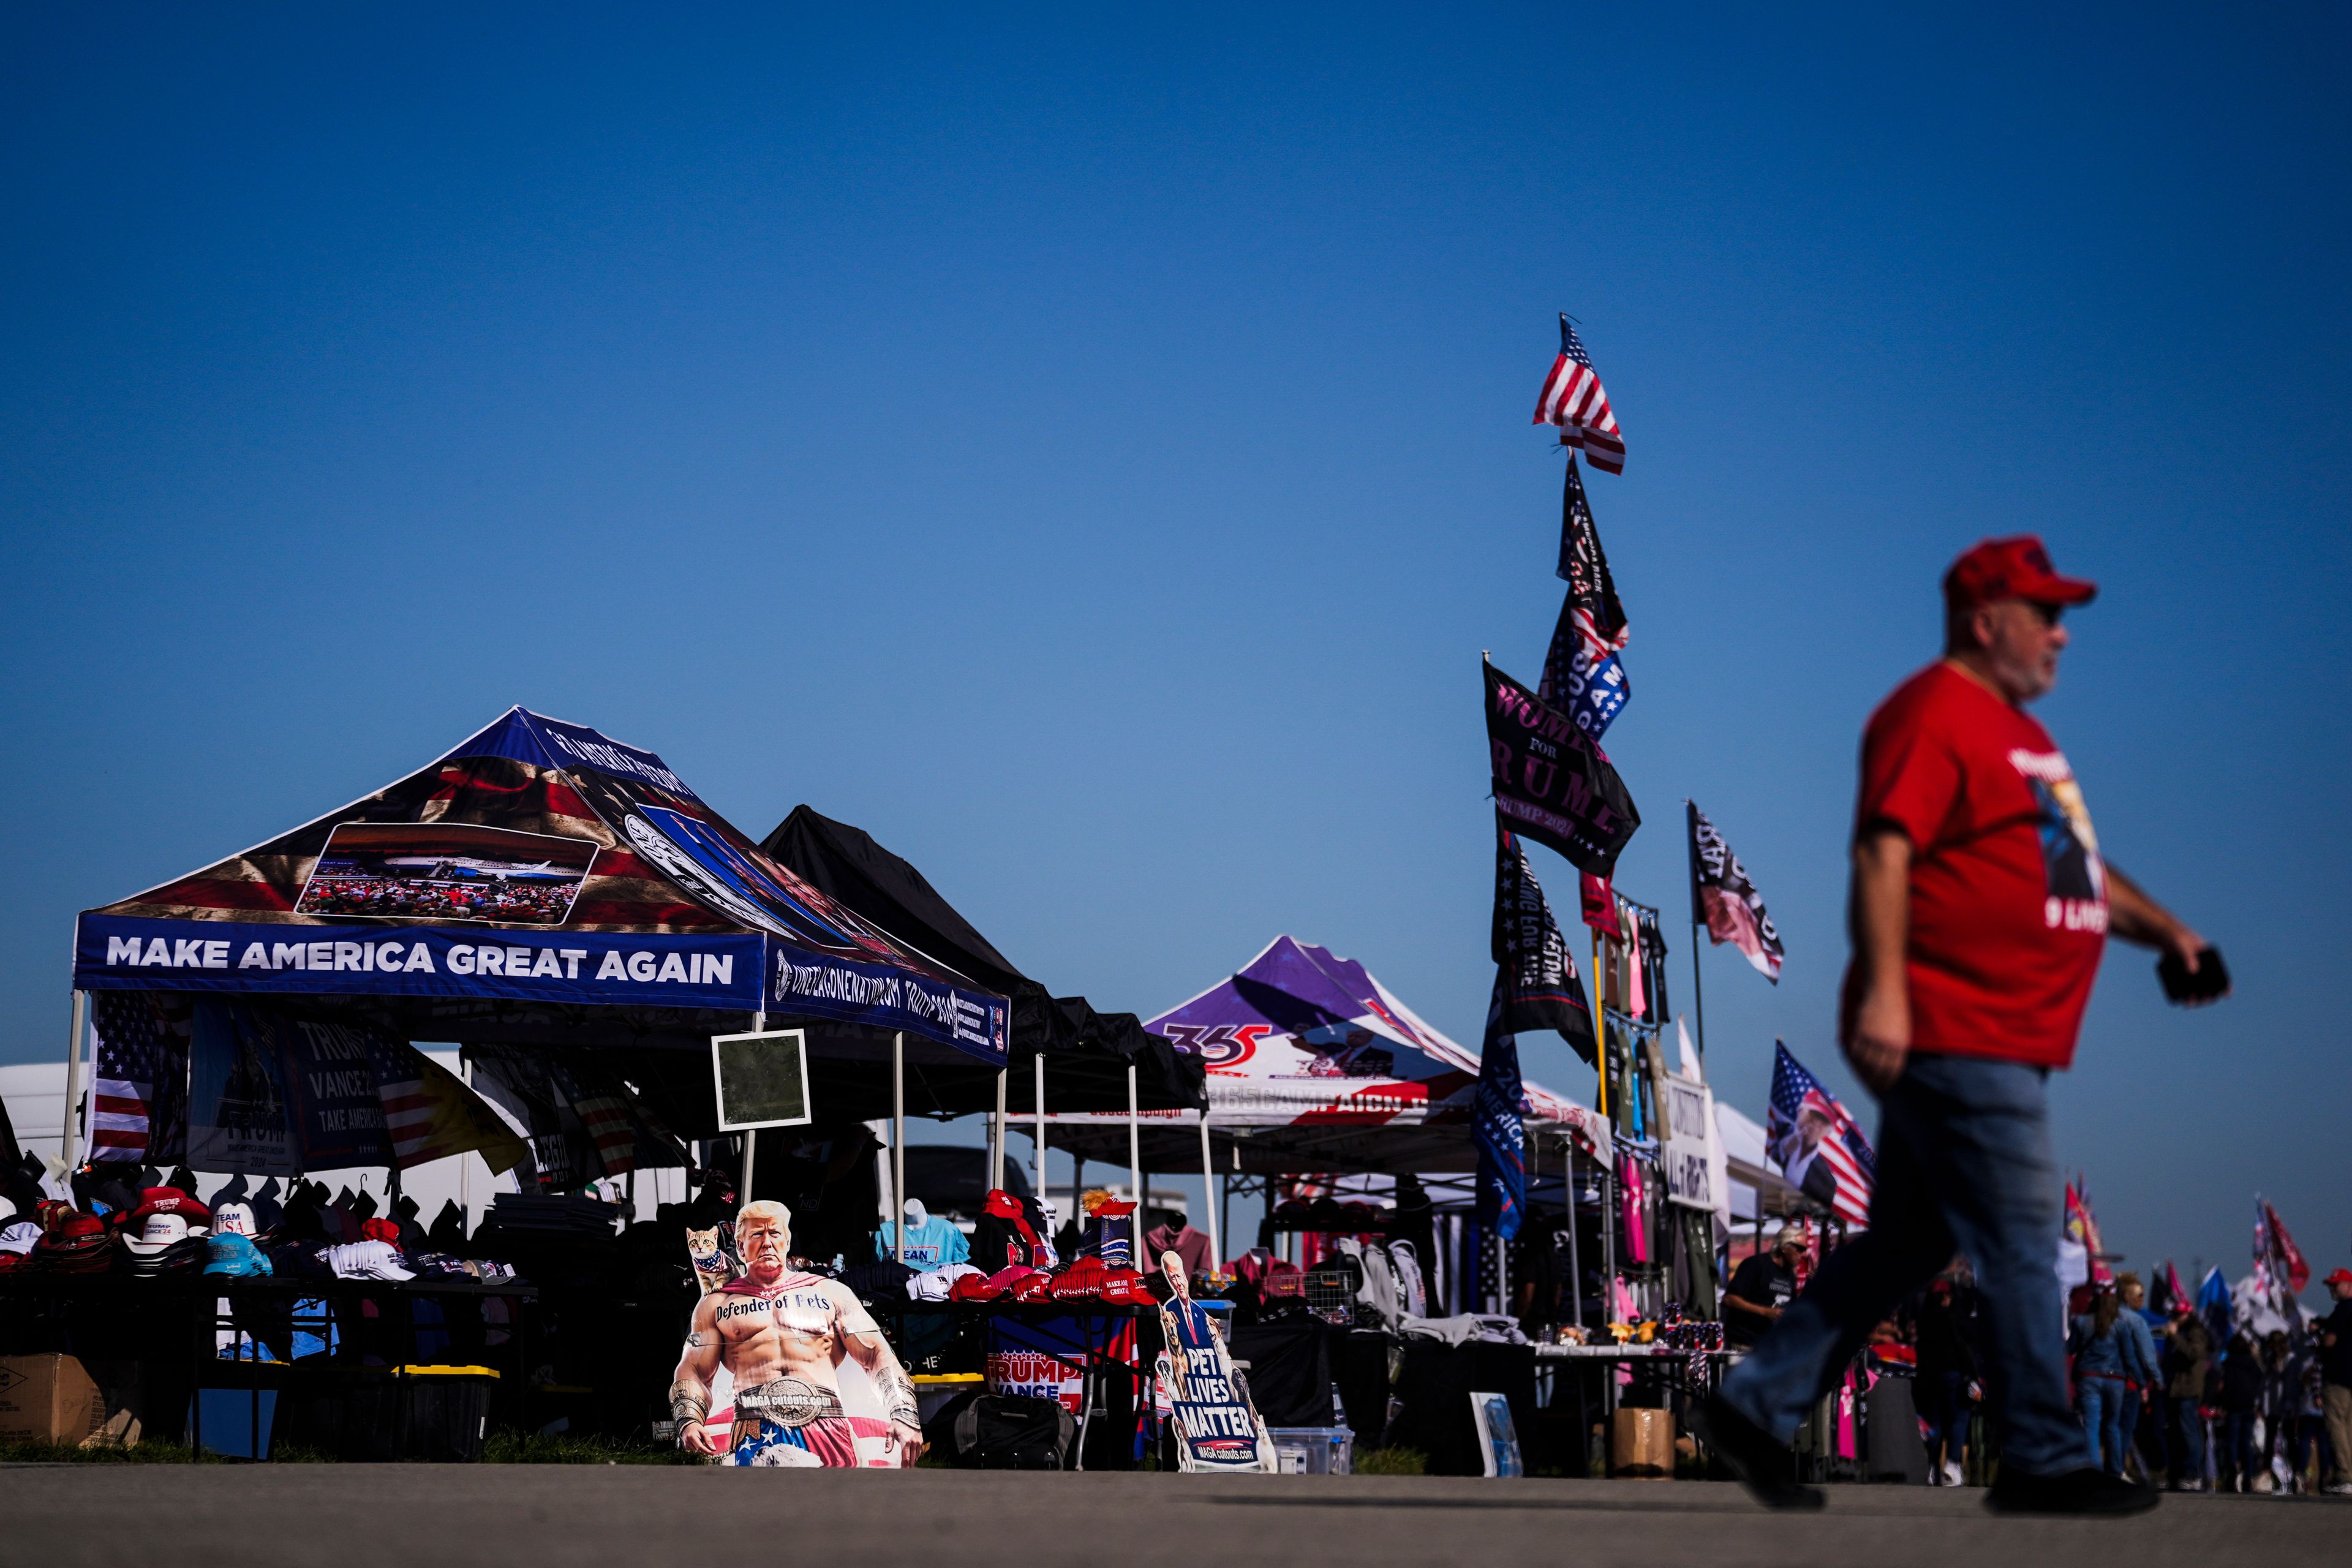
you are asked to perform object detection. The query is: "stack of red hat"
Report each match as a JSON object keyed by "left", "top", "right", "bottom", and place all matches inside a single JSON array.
[
  {"left": 1049, "top": 1256, "right": 1109, "bottom": 1301},
  {"left": 1009, "top": 1269, "right": 1057, "bottom": 1303},
  {"left": 32, "top": 1211, "right": 111, "bottom": 1273}
]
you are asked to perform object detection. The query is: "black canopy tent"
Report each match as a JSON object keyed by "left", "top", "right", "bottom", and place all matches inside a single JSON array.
[
  {"left": 761, "top": 807, "right": 1204, "bottom": 1115},
  {"left": 761, "top": 805, "right": 1207, "bottom": 1258}
]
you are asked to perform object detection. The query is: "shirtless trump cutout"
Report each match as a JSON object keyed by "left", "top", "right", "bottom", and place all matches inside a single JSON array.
[{"left": 671, "top": 1200, "right": 922, "bottom": 1466}]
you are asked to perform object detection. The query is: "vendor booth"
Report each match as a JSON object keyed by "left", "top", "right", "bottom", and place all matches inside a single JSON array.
[{"left": 10, "top": 709, "right": 1246, "bottom": 1467}]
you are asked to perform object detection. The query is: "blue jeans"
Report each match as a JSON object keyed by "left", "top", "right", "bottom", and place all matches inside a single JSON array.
[
  {"left": 1717, "top": 1054, "right": 2082, "bottom": 1477},
  {"left": 2079, "top": 1376, "right": 2127, "bottom": 1473},
  {"left": 2171, "top": 1397, "right": 2206, "bottom": 1483}
]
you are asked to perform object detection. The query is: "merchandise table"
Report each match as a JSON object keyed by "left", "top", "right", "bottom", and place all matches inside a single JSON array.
[{"left": 0, "top": 1273, "right": 537, "bottom": 1455}]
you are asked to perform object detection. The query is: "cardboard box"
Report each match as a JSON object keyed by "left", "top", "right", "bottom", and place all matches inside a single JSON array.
[
  {"left": 0, "top": 1355, "right": 110, "bottom": 1447},
  {"left": 1611, "top": 1406, "right": 1675, "bottom": 1479}
]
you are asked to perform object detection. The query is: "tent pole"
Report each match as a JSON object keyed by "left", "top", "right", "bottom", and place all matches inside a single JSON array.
[
  {"left": 991, "top": 1069, "right": 1007, "bottom": 1193},
  {"left": 1198, "top": 1111, "right": 1218, "bottom": 1275},
  {"left": 59, "top": 990, "right": 88, "bottom": 1172},
  {"left": 1033, "top": 1052, "right": 1046, "bottom": 1206},
  {"left": 741, "top": 1011, "right": 764, "bottom": 1204},
  {"left": 1565, "top": 1137, "right": 1584, "bottom": 1334},
  {"left": 893, "top": 1032, "right": 907, "bottom": 1267},
  {"left": 1126, "top": 1064, "right": 1141, "bottom": 1241}
]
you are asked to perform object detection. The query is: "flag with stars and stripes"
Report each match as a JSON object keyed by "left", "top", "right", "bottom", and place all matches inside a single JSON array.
[
  {"left": 90, "top": 992, "right": 190, "bottom": 1164},
  {"left": 1531, "top": 318, "right": 1626, "bottom": 474},
  {"left": 1766, "top": 1041, "right": 1874, "bottom": 1226}
]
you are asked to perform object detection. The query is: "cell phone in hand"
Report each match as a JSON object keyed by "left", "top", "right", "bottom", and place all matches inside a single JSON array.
[{"left": 2157, "top": 946, "right": 2229, "bottom": 1004}]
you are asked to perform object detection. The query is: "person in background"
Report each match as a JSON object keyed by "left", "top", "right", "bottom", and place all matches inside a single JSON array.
[
  {"left": 2320, "top": 1267, "right": 2352, "bottom": 1496},
  {"left": 2111, "top": 1273, "right": 2162, "bottom": 1481},
  {"left": 1722, "top": 1226, "right": 1806, "bottom": 1349},
  {"left": 1915, "top": 1270, "right": 1981, "bottom": 1485},
  {"left": 1694, "top": 538, "right": 2221, "bottom": 1517},
  {"left": 2260, "top": 1329, "right": 2298, "bottom": 1493},
  {"left": 2070, "top": 1286, "right": 2155, "bottom": 1476},
  {"left": 2220, "top": 1329, "right": 2266, "bottom": 1491},
  {"left": 2162, "top": 1299, "right": 2213, "bottom": 1491}
]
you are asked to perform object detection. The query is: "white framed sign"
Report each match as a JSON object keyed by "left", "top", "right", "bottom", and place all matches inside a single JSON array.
[
  {"left": 710, "top": 1028, "right": 812, "bottom": 1131},
  {"left": 1660, "top": 1075, "right": 1717, "bottom": 1213}
]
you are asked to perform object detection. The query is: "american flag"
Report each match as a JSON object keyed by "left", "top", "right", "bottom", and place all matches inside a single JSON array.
[
  {"left": 91, "top": 992, "right": 190, "bottom": 1164},
  {"left": 1531, "top": 317, "right": 1626, "bottom": 475},
  {"left": 1766, "top": 1041, "right": 1874, "bottom": 1226}
]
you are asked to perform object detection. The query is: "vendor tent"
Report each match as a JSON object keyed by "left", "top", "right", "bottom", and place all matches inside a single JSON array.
[
  {"left": 1051, "top": 936, "right": 1607, "bottom": 1175},
  {"left": 68, "top": 707, "right": 1011, "bottom": 1144}
]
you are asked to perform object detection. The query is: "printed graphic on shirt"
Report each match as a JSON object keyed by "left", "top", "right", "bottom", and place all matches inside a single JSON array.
[{"left": 2008, "top": 748, "right": 2106, "bottom": 932}]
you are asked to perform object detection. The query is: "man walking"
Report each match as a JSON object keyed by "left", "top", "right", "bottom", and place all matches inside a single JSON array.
[
  {"left": 2321, "top": 1267, "right": 2352, "bottom": 1494},
  {"left": 1694, "top": 537, "right": 2223, "bottom": 1515}
]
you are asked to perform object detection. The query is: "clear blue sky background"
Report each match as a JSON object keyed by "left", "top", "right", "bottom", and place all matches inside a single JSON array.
[{"left": 4, "top": 6, "right": 2345, "bottom": 1298}]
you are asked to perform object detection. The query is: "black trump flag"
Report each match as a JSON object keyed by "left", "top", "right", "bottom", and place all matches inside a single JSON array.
[{"left": 1483, "top": 658, "right": 1640, "bottom": 878}]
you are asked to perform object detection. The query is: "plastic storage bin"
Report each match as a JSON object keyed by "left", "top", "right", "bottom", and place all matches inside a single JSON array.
[
  {"left": 1267, "top": 1426, "right": 1354, "bottom": 1474},
  {"left": 336, "top": 1365, "right": 501, "bottom": 1461}
]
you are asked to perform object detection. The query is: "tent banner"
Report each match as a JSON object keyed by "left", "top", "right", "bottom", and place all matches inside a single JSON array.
[
  {"left": 75, "top": 915, "right": 763, "bottom": 1009},
  {"left": 765, "top": 949, "right": 1008, "bottom": 1062}
]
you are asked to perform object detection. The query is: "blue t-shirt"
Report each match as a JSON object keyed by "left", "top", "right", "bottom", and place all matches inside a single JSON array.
[{"left": 876, "top": 1216, "right": 969, "bottom": 1270}]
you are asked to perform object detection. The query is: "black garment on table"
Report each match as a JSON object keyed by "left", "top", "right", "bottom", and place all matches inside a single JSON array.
[
  {"left": 973, "top": 1197, "right": 1049, "bottom": 1273},
  {"left": 840, "top": 1258, "right": 916, "bottom": 1302},
  {"left": 428, "top": 1200, "right": 470, "bottom": 1251},
  {"left": 1388, "top": 1339, "right": 1539, "bottom": 1476},
  {"left": 1227, "top": 1318, "right": 1335, "bottom": 1428},
  {"left": 1724, "top": 1253, "right": 1795, "bottom": 1348},
  {"left": 2323, "top": 1302, "right": 2352, "bottom": 1389},
  {"left": 1510, "top": 1226, "right": 1566, "bottom": 1338},
  {"left": 1333, "top": 1329, "right": 1394, "bottom": 1443}
]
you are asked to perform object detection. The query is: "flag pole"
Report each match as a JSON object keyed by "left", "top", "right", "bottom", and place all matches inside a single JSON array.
[
  {"left": 1685, "top": 800, "right": 1708, "bottom": 1065},
  {"left": 1592, "top": 927, "right": 1608, "bottom": 1121}
]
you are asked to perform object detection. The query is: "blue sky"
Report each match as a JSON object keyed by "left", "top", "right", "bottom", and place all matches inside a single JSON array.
[{"left": 3, "top": 6, "right": 2345, "bottom": 1295}]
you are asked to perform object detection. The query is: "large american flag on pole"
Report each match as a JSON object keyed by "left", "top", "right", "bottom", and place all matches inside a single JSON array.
[
  {"left": 91, "top": 992, "right": 190, "bottom": 1164},
  {"left": 1531, "top": 317, "right": 1625, "bottom": 475},
  {"left": 1766, "top": 1041, "right": 1874, "bottom": 1226}
]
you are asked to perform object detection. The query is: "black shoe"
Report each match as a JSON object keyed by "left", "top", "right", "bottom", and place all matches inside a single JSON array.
[
  {"left": 1985, "top": 1466, "right": 2162, "bottom": 1516},
  {"left": 1689, "top": 1393, "right": 1825, "bottom": 1510}
]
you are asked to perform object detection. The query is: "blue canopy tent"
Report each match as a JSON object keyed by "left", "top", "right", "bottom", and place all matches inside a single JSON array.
[{"left": 62, "top": 708, "right": 1012, "bottom": 1180}]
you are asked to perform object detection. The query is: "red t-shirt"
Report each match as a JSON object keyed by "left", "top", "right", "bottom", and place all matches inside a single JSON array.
[{"left": 1849, "top": 662, "right": 2108, "bottom": 1068}]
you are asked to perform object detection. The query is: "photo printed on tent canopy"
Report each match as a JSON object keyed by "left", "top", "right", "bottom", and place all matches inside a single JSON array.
[{"left": 293, "top": 821, "right": 599, "bottom": 926}]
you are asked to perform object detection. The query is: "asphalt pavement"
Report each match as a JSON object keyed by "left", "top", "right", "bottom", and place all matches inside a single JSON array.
[{"left": 1, "top": 1466, "right": 2342, "bottom": 1567}]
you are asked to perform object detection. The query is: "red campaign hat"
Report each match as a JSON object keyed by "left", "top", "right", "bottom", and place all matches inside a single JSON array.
[
  {"left": 1050, "top": 1257, "right": 1109, "bottom": 1302},
  {"left": 1099, "top": 1266, "right": 1152, "bottom": 1306},
  {"left": 949, "top": 1272, "right": 1004, "bottom": 1303},
  {"left": 1010, "top": 1269, "right": 1058, "bottom": 1303},
  {"left": 360, "top": 1218, "right": 402, "bottom": 1246},
  {"left": 129, "top": 1187, "right": 211, "bottom": 1227},
  {"left": 2325, "top": 1268, "right": 2352, "bottom": 1287},
  {"left": 1943, "top": 535, "right": 2097, "bottom": 611},
  {"left": 982, "top": 1191, "right": 1027, "bottom": 1220}
]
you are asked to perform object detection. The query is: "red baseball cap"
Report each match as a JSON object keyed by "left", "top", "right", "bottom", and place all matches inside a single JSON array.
[
  {"left": 2325, "top": 1268, "right": 2352, "bottom": 1287},
  {"left": 1943, "top": 535, "right": 2097, "bottom": 611}
]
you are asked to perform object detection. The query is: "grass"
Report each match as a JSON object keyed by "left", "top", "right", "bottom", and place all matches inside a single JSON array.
[
  {"left": 481, "top": 1431, "right": 698, "bottom": 1464},
  {"left": 0, "top": 1431, "right": 687, "bottom": 1465},
  {"left": 1352, "top": 1447, "right": 1428, "bottom": 1476}
]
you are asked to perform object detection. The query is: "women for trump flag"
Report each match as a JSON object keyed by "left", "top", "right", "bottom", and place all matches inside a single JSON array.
[{"left": 1687, "top": 802, "right": 1784, "bottom": 983}]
